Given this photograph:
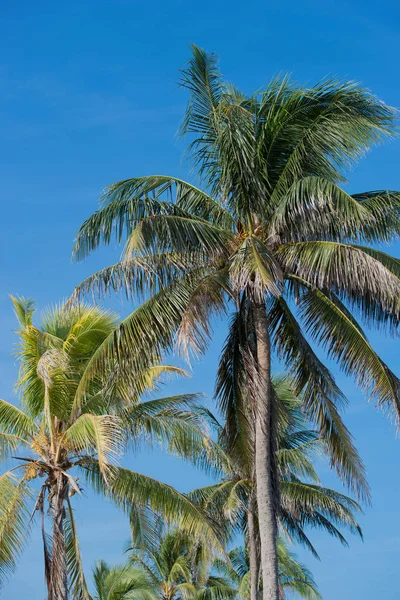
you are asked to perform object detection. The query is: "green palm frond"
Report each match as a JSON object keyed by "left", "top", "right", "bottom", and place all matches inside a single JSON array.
[
  {"left": 280, "top": 481, "right": 362, "bottom": 539},
  {"left": 65, "top": 497, "right": 91, "bottom": 600},
  {"left": 0, "top": 398, "right": 37, "bottom": 439},
  {"left": 10, "top": 295, "right": 36, "bottom": 328},
  {"left": 124, "top": 214, "right": 233, "bottom": 261},
  {"left": 269, "top": 176, "right": 374, "bottom": 242},
  {"left": 352, "top": 189, "right": 400, "bottom": 242},
  {"left": 82, "top": 464, "right": 223, "bottom": 549},
  {"left": 277, "top": 241, "right": 400, "bottom": 329},
  {"left": 0, "top": 432, "right": 30, "bottom": 463},
  {"left": 277, "top": 538, "right": 321, "bottom": 600},
  {"left": 176, "top": 267, "right": 230, "bottom": 360},
  {"left": 0, "top": 472, "right": 33, "bottom": 586},
  {"left": 266, "top": 77, "right": 396, "bottom": 202},
  {"left": 295, "top": 279, "right": 400, "bottom": 422},
  {"left": 269, "top": 297, "right": 369, "bottom": 501},
  {"left": 63, "top": 413, "right": 123, "bottom": 474},
  {"left": 72, "top": 269, "right": 220, "bottom": 414}
]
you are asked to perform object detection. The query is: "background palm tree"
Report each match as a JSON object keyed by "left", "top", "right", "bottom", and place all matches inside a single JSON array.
[
  {"left": 72, "top": 45, "right": 400, "bottom": 599},
  {"left": 0, "top": 297, "right": 221, "bottom": 599},
  {"left": 127, "top": 522, "right": 321, "bottom": 600},
  {"left": 190, "top": 376, "right": 362, "bottom": 600},
  {"left": 128, "top": 523, "right": 237, "bottom": 600},
  {"left": 92, "top": 560, "right": 155, "bottom": 600}
]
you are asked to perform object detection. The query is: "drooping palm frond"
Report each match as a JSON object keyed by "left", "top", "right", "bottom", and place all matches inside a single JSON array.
[
  {"left": 269, "top": 297, "right": 369, "bottom": 502},
  {"left": 276, "top": 242, "right": 400, "bottom": 330},
  {"left": 63, "top": 413, "right": 123, "bottom": 475},
  {"left": 0, "top": 472, "right": 33, "bottom": 586},
  {"left": 0, "top": 399, "right": 37, "bottom": 440},
  {"left": 277, "top": 538, "right": 321, "bottom": 600},
  {"left": 64, "top": 497, "right": 91, "bottom": 600},
  {"left": 352, "top": 189, "right": 400, "bottom": 242},
  {"left": 294, "top": 279, "right": 400, "bottom": 421},
  {"left": 81, "top": 464, "right": 223, "bottom": 549}
]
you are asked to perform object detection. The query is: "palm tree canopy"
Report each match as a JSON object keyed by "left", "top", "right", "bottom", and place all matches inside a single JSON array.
[
  {"left": 129, "top": 523, "right": 236, "bottom": 600},
  {"left": 72, "top": 45, "right": 400, "bottom": 503},
  {"left": 0, "top": 297, "right": 223, "bottom": 594},
  {"left": 92, "top": 560, "right": 156, "bottom": 600}
]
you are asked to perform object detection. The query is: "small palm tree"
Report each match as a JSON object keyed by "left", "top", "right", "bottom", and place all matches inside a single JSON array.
[
  {"left": 191, "top": 375, "right": 361, "bottom": 600},
  {"left": 72, "top": 44, "right": 400, "bottom": 600},
  {"left": 92, "top": 560, "right": 155, "bottom": 600},
  {"left": 0, "top": 297, "right": 220, "bottom": 599},
  {"left": 129, "top": 525, "right": 238, "bottom": 600},
  {"left": 128, "top": 524, "right": 320, "bottom": 600}
]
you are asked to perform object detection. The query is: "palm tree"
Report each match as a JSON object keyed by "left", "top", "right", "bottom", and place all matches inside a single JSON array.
[
  {"left": 190, "top": 376, "right": 362, "bottom": 600},
  {"left": 128, "top": 524, "right": 320, "bottom": 600},
  {"left": 128, "top": 524, "right": 237, "bottom": 600},
  {"left": 72, "top": 45, "right": 400, "bottom": 599},
  {"left": 0, "top": 297, "right": 221, "bottom": 599},
  {"left": 92, "top": 560, "right": 155, "bottom": 600}
]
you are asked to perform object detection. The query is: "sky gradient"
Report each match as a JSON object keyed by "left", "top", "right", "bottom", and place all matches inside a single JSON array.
[{"left": 1, "top": 1, "right": 400, "bottom": 598}]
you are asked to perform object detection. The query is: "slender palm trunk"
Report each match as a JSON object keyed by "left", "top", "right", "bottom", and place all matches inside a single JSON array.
[
  {"left": 248, "top": 494, "right": 260, "bottom": 600},
  {"left": 49, "top": 473, "right": 68, "bottom": 600},
  {"left": 253, "top": 303, "right": 279, "bottom": 600}
]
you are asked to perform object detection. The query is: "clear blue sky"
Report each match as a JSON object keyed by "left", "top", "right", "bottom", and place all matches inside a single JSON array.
[{"left": 1, "top": 1, "right": 400, "bottom": 598}]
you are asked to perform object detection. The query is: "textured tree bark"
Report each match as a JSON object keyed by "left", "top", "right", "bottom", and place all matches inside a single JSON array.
[
  {"left": 248, "top": 494, "right": 260, "bottom": 600},
  {"left": 253, "top": 303, "right": 279, "bottom": 600},
  {"left": 49, "top": 473, "right": 68, "bottom": 600}
]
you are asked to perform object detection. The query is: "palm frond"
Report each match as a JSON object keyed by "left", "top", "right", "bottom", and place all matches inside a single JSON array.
[
  {"left": 0, "top": 472, "right": 33, "bottom": 586},
  {"left": 353, "top": 189, "right": 400, "bottom": 242},
  {"left": 64, "top": 496, "right": 91, "bottom": 600},
  {"left": 0, "top": 432, "right": 30, "bottom": 463},
  {"left": 64, "top": 414, "right": 123, "bottom": 474},
  {"left": 72, "top": 271, "right": 215, "bottom": 415},
  {"left": 10, "top": 295, "right": 35, "bottom": 328},
  {"left": 124, "top": 214, "right": 233, "bottom": 261},
  {"left": 81, "top": 464, "right": 223, "bottom": 549},
  {"left": 277, "top": 538, "right": 321, "bottom": 600},
  {"left": 295, "top": 279, "right": 400, "bottom": 423},
  {"left": 276, "top": 241, "right": 400, "bottom": 331},
  {"left": 269, "top": 297, "right": 370, "bottom": 501},
  {"left": 0, "top": 399, "right": 37, "bottom": 439}
]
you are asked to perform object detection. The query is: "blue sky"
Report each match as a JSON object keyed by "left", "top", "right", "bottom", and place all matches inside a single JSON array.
[{"left": 1, "top": 0, "right": 400, "bottom": 598}]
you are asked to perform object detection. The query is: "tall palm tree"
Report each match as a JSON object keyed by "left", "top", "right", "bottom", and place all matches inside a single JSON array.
[
  {"left": 0, "top": 297, "right": 221, "bottom": 599},
  {"left": 72, "top": 45, "right": 400, "bottom": 599},
  {"left": 190, "top": 376, "right": 362, "bottom": 600}
]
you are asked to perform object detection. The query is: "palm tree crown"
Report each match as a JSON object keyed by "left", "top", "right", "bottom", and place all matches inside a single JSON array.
[
  {"left": 72, "top": 45, "right": 400, "bottom": 600},
  {"left": 73, "top": 44, "right": 400, "bottom": 498},
  {"left": 0, "top": 297, "right": 221, "bottom": 599}
]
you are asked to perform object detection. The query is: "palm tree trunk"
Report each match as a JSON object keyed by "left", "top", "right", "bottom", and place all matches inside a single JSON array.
[
  {"left": 252, "top": 303, "right": 279, "bottom": 600},
  {"left": 248, "top": 494, "right": 260, "bottom": 600},
  {"left": 49, "top": 473, "right": 68, "bottom": 600}
]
